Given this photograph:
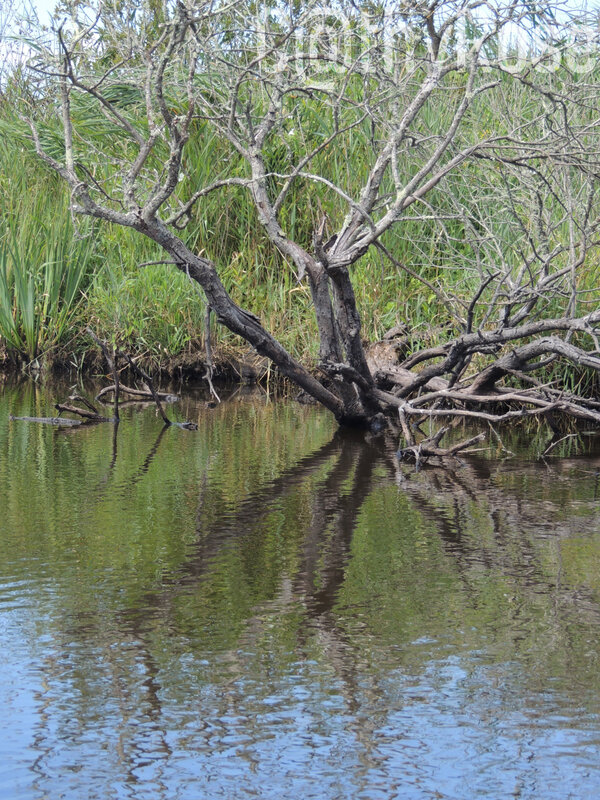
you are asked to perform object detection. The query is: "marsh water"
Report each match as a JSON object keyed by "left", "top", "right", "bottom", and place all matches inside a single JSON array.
[{"left": 1, "top": 378, "right": 599, "bottom": 800}]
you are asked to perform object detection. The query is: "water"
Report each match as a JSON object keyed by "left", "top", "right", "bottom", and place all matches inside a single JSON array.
[{"left": 1, "top": 378, "right": 600, "bottom": 799}]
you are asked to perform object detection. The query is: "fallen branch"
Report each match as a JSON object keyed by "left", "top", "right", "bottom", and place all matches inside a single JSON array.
[
  {"left": 123, "top": 354, "right": 172, "bottom": 425},
  {"left": 9, "top": 334, "right": 196, "bottom": 432},
  {"left": 396, "top": 417, "right": 488, "bottom": 467},
  {"left": 55, "top": 403, "right": 112, "bottom": 422},
  {"left": 375, "top": 365, "right": 449, "bottom": 394},
  {"left": 400, "top": 401, "right": 564, "bottom": 424},
  {"left": 68, "top": 394, "right": 101, "bottom": 413},
  {"left": 88, "top": 330, "right": 196, "bottom": 429}
]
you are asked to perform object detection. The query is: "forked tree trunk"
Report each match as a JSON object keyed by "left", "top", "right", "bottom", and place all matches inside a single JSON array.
[{"left": 143, "top": 217, "right": 377, "bottom": 424}]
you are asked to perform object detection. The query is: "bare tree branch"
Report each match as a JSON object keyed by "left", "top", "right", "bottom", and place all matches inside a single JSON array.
[{"left": 20, "top": 0, "right": 600, "bottom": 436}]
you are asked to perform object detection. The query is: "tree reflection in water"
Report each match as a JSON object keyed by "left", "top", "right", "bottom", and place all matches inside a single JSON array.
[
  {"left": 100, "top": 424, "right": 600, "bottom": 791},
  {"left": 5, "top": 396, "right": 600, "bottom": 800}
]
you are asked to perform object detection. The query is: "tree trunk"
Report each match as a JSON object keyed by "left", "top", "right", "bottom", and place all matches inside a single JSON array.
[
  {"left": 305, "top": 263, "right": 343, "bottom": 363},
  {"left": 141, "top": 217, "right": 367, "bottom": 421}
]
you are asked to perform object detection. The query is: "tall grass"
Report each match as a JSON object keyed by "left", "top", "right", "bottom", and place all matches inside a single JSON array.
[
  {"left": 86, "top": 239, "right": 208, "bottom": 366},
  {"left": 0, "top": 215, "right": 93, "bottom": 361},
  {"left": 1, "top": 62, "right": 598, "bottom": 373},
  {"left": 0, "top": 132, "right": 96, "bottom": 363}
]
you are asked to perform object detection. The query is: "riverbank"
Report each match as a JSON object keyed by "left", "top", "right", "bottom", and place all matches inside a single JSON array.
[{"left": 0, "top": 337, "right": 283, "bottom": 388}]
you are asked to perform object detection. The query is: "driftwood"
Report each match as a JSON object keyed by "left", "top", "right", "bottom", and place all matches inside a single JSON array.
[
  {"left": 123, "top": 354, "right": 171, "bottom": 425},
  {"left": 10, "top": 331, "right": 197, "bottom": 432},
  {"left": 92, "top": 332, "right": 196, "bottom": 429},
  {"left": 121, "top": 351, "right": 198, "bottom": 429}
]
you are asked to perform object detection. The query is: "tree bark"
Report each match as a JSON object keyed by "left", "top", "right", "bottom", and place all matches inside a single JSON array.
[{"left": 141, "top": 218, "right": 354, "bottom": 420}]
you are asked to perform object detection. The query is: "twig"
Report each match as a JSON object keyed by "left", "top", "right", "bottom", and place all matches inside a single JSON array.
[
  {"left": 488, "top": 423, "right": 516, "bottom": 457},
  {"left": 398, "top": 406, "right": 415, "bottom": 446},
  {"left": 96, "top": 384, "right": 178, "bottom": 402},
  {"left": 203, "top": 306, "right": 221, "bottom": 403},
  {"left": 542, "top": 432, "right": 580, "bottom": 456},
  {"left": 396, "top": 421, "right": 487, "bottom": 465},
  {"left": 87, "top": 328, "right": 120, "bottom": 421},
  {"left": 68, "top": 394, "right": 100, "bottom": 414}
]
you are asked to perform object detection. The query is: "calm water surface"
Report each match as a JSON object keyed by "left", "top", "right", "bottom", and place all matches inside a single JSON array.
[{"left": 1, "top": 378, "right": 600, "bottom": 799}]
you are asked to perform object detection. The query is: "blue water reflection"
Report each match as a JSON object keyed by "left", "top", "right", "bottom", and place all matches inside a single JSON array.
[{"left": 1, "top": 380, "right": 599, "bottom": 799}]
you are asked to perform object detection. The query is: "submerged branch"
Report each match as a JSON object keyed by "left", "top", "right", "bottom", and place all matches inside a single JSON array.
[
  {"left": 87, "top": 328, "right": 121, "bottom": 421},
  {"left": 396, "top": 422, "right": 488, "bottom": 467},
  {"left": 55, "top": 403, "right": 113, "bottom": 422}
]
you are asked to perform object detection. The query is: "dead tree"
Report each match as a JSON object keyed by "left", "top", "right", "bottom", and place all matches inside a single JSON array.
[{"left": 22, "top": 0, "right": 600, "bottom": 431}]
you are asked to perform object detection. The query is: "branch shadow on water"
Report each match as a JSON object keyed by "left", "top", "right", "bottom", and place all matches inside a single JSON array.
[
  {"left": 150, "top": 424, "right": 600, "bottom": 650},
  {"left": 180, "top": 427, "right": 394, "bottom": 612}
]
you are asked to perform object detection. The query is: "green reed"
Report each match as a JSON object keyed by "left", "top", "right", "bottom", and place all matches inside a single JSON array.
[{"left": 0, "top": 146, "right": 96, "bottom": 363}]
